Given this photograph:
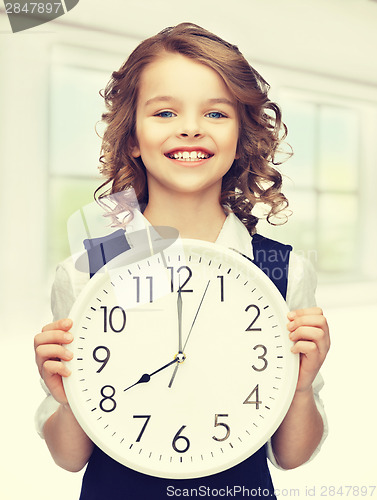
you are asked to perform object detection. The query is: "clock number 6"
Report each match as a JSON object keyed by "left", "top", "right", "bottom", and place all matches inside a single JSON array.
[
  {"left": 172, "top": 425, "right": 190, "bottom": 453},
  {"left": 212, "top": 414, "right": 230, "bottom": 442}
]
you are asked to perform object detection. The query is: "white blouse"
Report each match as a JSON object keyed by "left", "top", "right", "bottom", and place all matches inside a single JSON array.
[{"left": 35, "top": 211, "right": 328, "bottom": 469}]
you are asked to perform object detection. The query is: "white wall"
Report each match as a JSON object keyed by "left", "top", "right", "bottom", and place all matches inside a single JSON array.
[{"left": 1, "top": 1, "right": 376, "bottom": 498}]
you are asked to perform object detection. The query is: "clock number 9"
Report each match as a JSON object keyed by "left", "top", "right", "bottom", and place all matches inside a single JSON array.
[
  {"left": 212, "top": 413, "right": 230, "bottom": 442},
  {"left": 100, "top": 306, "right": 126, "bottom": 333},
  {"left": 172, "top": 425, "right": 190, "bottom": 453},
  {"left": 245, "top": 304, "right": 261, "bottom": 331},
  {"left": 93, "top": 346, "right": 110, "bottom": 373}
]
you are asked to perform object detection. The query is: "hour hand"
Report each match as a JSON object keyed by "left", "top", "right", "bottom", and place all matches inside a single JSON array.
[
  {"left": 177, "top": 287, "right": 183, "bottom": 354},
  {"left": 124, "top": 357, "right": 179, "bottom": 392}
]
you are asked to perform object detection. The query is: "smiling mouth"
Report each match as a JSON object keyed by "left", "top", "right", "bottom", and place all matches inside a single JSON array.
[{"left": 165, "top": 151, "right": 213, "bottom": 161}]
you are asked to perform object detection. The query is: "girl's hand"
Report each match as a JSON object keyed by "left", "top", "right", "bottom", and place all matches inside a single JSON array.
[
  {"left": 34, "top": 318, "right": 74, "bottom": 405},
  {"left": 287, "top": 307, "right": 330, "bottom": 393}
]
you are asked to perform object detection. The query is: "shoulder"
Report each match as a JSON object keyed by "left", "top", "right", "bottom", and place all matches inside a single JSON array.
[
  {"left": 286, "top": 252, "right": 317, "bottom": 311},
  {"left": 51, "top": 256, "right": 90, "bottom": 320}
]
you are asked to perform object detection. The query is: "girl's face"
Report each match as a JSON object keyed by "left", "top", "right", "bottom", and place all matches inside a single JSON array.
[{"left": 132, "top": 52, "right": 239, "bottom": 201}]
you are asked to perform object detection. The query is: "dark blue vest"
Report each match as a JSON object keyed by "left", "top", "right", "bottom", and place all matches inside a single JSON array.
[{"left": 79, "top": 232, "right": 292, "bottom": 499}]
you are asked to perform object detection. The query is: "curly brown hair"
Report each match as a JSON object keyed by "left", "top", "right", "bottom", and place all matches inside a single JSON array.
[{"left": 95, "top": 22, "right": 290, "bottom": 233}]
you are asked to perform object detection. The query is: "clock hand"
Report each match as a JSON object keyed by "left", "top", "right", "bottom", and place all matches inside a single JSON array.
[
  {"left": 168, "top": 280, "right": 211, "bottom": 388},
  {"left": 177, "top": 286, "right": 183, "bottom": 354},
  {"left": 124, "top": 357, "right": 180, "bottom": 392},
  {"left": 183, "top": 279, "right": 210, "bottom": 351},
  {"left": 167, "top": 287, "right": 184, "bottom": 389}
]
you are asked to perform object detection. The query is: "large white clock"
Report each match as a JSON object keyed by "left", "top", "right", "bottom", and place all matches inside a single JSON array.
[{"left": 63, "top": 238, "right": 298, "bottom": 479}]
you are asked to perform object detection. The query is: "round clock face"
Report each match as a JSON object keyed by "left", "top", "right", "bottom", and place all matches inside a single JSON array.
[{"left": 64, "top": 238, "right": 298, "bottom": 479}]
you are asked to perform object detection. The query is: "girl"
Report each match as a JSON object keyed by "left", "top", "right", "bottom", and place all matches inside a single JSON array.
[{"left": 34, "top": 23, "right": 330, "bottom": 499}]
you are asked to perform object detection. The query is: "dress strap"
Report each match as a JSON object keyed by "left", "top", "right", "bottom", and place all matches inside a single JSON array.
[
  {"left": 84, "top": 229, "right": 130, "bottom": 278},
  {"left": 252, "top": 233, "right": 292, "bottom": 300}
]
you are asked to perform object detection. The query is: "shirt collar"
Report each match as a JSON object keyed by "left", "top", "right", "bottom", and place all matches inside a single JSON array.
[
  {"left": 215, "top": 212, "right": 253, "bottom": 260},
  {"left": 125, "top": 210, "right": 253, "bottom": 260}
]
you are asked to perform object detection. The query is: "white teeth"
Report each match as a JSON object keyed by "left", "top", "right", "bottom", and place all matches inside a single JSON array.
[{"left": 168, "top": 151, "right": 210, "bottom": 161}]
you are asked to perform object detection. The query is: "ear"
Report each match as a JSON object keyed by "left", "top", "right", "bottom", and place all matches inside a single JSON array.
[
  {"left": 131, "top": 145, "right": 141, "bottom": 158},
  {"left": 129, "top": 136, "right": 141, "bottom": 158}
]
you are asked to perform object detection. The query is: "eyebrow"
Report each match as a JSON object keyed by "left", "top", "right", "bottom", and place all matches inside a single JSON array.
[{"left": 144, "top": 96, "right": 236, "bottom": 108}]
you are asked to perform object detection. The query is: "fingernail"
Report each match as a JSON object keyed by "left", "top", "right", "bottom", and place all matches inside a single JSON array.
[
  {"left": 287, "top": 311, "right": 296, "bottom": 320},
  {"left": 62, "top": 319, "right": 71, "bottom": 328},
  {"left": 64, "top": 333, "right": 73, "bottom": 341}
]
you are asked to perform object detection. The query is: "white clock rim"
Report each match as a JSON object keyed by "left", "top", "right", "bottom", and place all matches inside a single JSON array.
[{"left": 63, "top": 238, "right": 299, "bottom": 479}]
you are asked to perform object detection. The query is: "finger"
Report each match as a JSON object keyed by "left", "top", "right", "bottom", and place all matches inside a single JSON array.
[
  {"left": 35, "top": 344, "right": 73, "bottom": 375},
  {"left": 291, "top": 340, "right": 322, "bottom": 359},
  {"left": 41, "top": 318, "right": 72, "bottom": 333},
  {"left": 287, "top": 314, "right": 329, "bottom": 335},
  {"left": 36, "top": 344, "right": 73, "bottom": 363},
  {"left": 287, "top": 307, "right": 323, "bottom": 319},
  {"left": 42, "top": 359, "right": 71, "bottom": 379},
  {"left": 34, "top": 329, "right": 73, "bottom": 349},
  {"left": 288, "top": 326, "right": 329, "bottom": 356}
]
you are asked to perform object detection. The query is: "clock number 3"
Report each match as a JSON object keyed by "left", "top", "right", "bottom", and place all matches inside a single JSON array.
[{"left": 252, "top": 344, "right": 268, "bottom": 372}]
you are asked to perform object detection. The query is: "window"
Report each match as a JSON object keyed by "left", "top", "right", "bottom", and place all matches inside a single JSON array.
[
  {"left": 47, "top": 44, "right": 129, "bottom": 267},
  {"left": 257, "top": 83, "right": 377, "bottom": 283}
]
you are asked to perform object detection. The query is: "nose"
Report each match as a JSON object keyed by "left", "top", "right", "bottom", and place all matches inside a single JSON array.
[{"left": 177, "top": 115, "right": 204, "bottom": 138}]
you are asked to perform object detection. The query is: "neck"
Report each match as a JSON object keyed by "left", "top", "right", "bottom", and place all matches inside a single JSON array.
[{"left": 143, "top": 192, "right": 227, "bottom": 242}]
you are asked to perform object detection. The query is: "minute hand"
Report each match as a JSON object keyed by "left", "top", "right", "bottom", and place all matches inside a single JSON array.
[
  {"left": 168, "top": 280, "right": 211, "bottom": 389},
  {"left": 183, "top": 279, "right": 211, "bottom": 351}
]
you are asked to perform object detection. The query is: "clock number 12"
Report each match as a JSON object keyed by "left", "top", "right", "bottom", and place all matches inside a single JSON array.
[{"left": 167, "top": 266, "right": 193, "bottom": 293}]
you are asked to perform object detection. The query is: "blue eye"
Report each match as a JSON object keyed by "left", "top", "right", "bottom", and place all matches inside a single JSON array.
[
  {"left": 156, "top": 111, "right": 175, "bottom": 118},
  {"left": 206, "top": 111, "right": 226, "bottom": 119}
]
